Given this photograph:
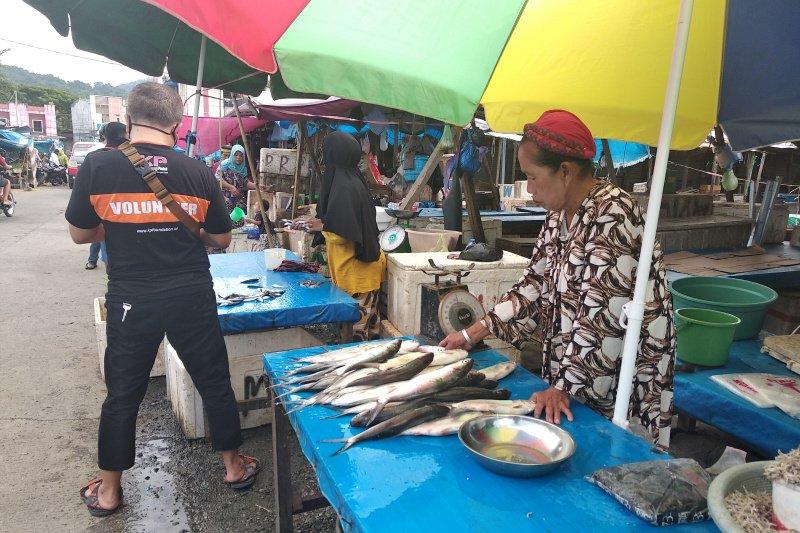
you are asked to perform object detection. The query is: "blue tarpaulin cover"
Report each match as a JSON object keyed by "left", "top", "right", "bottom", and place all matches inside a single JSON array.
[
  {"left": 264, "top": 345, "right": 717, "bottom": 532},
  {"left": 209, "top": 251, "right": 360, "bottom": 334},
  {"left": 674, "top": 340, "right": 800, "bottom": 458},
  {"left": 719, "top": 0, "right": 800, "bottom": 150}
]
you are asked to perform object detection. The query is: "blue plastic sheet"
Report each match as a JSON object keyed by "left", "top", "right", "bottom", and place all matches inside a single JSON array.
[
  {"left": 264, "top": 345, "right": 717, "bottom": 532},
  {"left": 674, "top": 340, "right": 800, "bottom": 458},
  {"left": 209, "top": 251, "right": 360, "bottom": 334},
  {"left": 593, "top": 139, "right": 651, "bottom": 168}
]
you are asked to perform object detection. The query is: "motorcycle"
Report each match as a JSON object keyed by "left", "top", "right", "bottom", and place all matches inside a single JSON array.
[
  {"left": 38, "top": 160, "right": 68, "bottom": 186},
  {"left": 1, "top": 191, "right": 15, "bottom": 217}
]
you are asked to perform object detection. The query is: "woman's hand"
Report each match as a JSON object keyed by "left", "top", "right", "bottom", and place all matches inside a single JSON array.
[
  {"left": 438, "top": 321, "right": 491, "bottom": 350},
  {"left": 531, "top": 386, "right": 573, "bottom": 425},
  {"left": 305, "top": 217, "right": 324, "bottom": 233},
  {"left": 439, "top": 331, "right": 471, "bottom": 350}
]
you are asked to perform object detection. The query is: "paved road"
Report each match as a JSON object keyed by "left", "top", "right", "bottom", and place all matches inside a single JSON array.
[
  {"left": 0, "top": 187, "right": 108, "bottom": 531},
  {"left": 0, "top": 187, "right": 335, "bottom": 533}
]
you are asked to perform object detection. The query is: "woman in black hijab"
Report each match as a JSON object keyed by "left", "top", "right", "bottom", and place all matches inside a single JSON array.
[{"left": 306, "top": 131, "right": 386, "bottom": 340}]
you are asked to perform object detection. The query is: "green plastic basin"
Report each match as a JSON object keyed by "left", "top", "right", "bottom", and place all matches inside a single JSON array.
[
  {"left": 674, "top": 308, "right": 740, "bottom": 366},
  {"left": 670, "top": 276, "right": 777, "bottom": 340}
]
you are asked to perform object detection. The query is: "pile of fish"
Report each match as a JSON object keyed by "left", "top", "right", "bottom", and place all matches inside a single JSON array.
[{"left": 275, "top": 339, "right": 532, "bottom": 454}]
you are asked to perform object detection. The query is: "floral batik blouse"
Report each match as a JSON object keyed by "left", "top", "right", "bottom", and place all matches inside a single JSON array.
[{"left": 482, "top": 181, "right": 675, "bottom": 445}]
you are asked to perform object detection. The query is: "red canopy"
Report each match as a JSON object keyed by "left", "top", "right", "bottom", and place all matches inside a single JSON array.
[{"left": 144, "top": 0, "right": 309, "bottom": 73}]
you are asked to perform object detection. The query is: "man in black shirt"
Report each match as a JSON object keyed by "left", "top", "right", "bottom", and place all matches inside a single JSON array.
[{"left": 66, "top": 82, "right": 259, "bottom": 517}]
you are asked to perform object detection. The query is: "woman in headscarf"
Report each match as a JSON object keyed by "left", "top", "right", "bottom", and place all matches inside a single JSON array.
[
  {"left": 440, "top": 110, "right": 675, "bottom": 447},
  {"left": 215, "top": 144, "right": 255, "bottom": 222},
  {"left": 305, "top": 131, "right": 386, "bottom": 341}
]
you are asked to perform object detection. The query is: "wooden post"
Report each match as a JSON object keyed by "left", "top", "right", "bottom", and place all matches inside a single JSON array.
[
  {"left": 271, "top": 387, "right": 294, "bottom": 533},
  {"left": 290, "top": 121, "right": 305, "bottom": 219},
  {"left": 601, "top": 138, "right": 615, "bottom": 182},
  {"left": 232, "top": 94, "right": 270, "bottom": 233},
  {"left": 217, "top": 90, "right": 224, "bottom": 152},
  {"left": 461, "top": 170, "right": 486, "bottom": 243},
  {"left": 398, "top": 127, "right": 459, "bottom": 210},
  {"left": 511, "top": 142, "right": 519, "bottom": 183}
]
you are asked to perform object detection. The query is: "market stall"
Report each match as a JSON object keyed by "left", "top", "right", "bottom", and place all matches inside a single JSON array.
[
  {"left": 264, "top": 343, "right": 718, "bottom": 532},
  {"left": 674, "top": 340, "right": 800, "bottom": 458},
  {"left": 164, "top": 250, "right": 360, "bottom": 438}
]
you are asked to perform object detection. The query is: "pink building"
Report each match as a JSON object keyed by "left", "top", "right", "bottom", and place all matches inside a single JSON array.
[{"left": 0, "top": 102, "right": 58, "bottom": 136}]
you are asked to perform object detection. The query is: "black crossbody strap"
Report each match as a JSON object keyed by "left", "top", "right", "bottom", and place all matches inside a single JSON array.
[{"left": 118, "top": 141, "right": 202, "bottom": 237}]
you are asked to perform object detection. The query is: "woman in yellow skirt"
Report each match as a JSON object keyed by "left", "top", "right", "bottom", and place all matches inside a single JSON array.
[{"left": 306, "top": 131, "right": 386, "bottom": 341}]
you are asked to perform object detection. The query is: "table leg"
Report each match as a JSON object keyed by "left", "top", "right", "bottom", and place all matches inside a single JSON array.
[
  {"left": 677, "top": 413, "right": 697, "bottom": 432},
  {"left": 271, "top": 384, "right": 294, "bottom": 533}
]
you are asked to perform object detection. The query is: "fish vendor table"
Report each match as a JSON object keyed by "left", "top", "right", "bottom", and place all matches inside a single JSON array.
[
  {"left": 668, "top": 243, "right": 800, "bottom": 290},
  {"left": 164, "top": 250, "right": 360, "bottom": 439},
  {"left": 263, "top": 345, "right": 718, "bottom": 532},
  {"left": 674, "top": 340, "right": 800, "bottom": 458}
]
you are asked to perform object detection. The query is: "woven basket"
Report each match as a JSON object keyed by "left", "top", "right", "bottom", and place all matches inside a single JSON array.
[{"left": 707, "top": 461, "right": 773, "bottom": 533}]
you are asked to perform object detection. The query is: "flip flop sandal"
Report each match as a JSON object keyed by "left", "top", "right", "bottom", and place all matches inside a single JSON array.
[
  {"left": 224, "top": 453, "right": 261, "bottom": 491},
  {"left": 79, "top": 477, "right": 122, "bottom": 517},
  {"left": 85, "top": 262, "right": 97, "bottom": 270}
]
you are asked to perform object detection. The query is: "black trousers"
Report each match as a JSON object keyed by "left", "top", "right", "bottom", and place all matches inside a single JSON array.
[{"left": 99, "top": 287, "right": 242, "bottom": 471}]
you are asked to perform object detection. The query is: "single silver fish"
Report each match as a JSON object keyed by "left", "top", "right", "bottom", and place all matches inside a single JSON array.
[
  {"left": 330, "top": 382, "right": 404, "bottom": 408},
  {"left": 448, "top": 399, "right": 535, "bottom": 416},
  {"left": 400, "top": 411, "right": 484, "bottom": 436},
  {"left": 478, "top": 361, "right": 517, "bottom": 382}
]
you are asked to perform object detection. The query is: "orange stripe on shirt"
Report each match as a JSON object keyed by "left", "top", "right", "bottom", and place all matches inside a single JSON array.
[{"left": 89, "top": 193, "right": 210, "bottom": 224}]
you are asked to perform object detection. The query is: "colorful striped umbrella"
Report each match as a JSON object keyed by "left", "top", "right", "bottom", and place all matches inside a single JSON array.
[
  {"left": 28, "top": 0, "right": 800, "bottom": 442},
  {"left": 28, "top": 1, "right": 800, "bottom": 151}
]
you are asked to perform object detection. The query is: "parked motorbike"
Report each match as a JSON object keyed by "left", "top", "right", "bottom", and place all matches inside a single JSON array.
[{"left": 38, "top": 160, "right": 68, "bottom": 186}]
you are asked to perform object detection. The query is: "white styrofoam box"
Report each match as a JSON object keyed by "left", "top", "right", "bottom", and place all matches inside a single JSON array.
[
  {"left": 94, "top": 297, "right": 165, "bottom": 380},
  {"left": 284, "top": 228, "right": 315, "bottom": 261},
  {"left": 386, "top": 251, "right": 529, "bottom": 335},
  {"left": 165, "top": 327, "right": 321, "bottom": 439}
]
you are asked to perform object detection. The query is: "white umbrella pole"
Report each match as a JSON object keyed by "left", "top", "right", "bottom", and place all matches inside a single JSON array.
[
  {"left": 187, "top": 35, "right": 207, "bottom": 158},
  {"left": 612, "top": 0, "right": 694, "bottom": 444}
]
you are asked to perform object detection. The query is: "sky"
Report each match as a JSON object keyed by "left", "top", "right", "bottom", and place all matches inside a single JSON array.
[{"left": 1, "top": 1, "right": 147, "bottom": 86}]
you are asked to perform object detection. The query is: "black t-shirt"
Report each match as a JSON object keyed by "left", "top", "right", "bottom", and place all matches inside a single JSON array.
[{"left": 66, "top": 143, "right": 231, "bottom": 297}]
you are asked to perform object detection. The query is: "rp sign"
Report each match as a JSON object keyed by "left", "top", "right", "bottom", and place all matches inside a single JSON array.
[{"left": 259, "top": 148, "right": 312, "bottom": 177}]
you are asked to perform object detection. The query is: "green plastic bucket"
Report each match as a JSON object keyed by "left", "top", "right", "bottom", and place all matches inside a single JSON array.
[
  {"left": 675, "top": 308, "right": 741, "bottom": 366},
  {"left": 669, "top": 276, "right": 777, "bottom": 340},
  {"left": 229, "top": 206, "right": 245, "bottom": 222}
]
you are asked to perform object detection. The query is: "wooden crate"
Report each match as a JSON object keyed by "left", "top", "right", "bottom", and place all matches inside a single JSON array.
[
  {"left": 165, "top": 327, "right": 321, "bottom": 439},
  {"left": 94, "top": 297, "right": 165, "bottom": 380}
]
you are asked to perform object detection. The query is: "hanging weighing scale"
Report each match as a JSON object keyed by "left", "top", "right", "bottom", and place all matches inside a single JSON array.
[
  {"left": 418, "top": 259, "right": 484, "bottom": 340},
  {"left": 379, "top": 209, "right": 418, "bottom": 253}
]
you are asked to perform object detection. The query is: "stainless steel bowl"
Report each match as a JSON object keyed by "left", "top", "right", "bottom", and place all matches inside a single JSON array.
[{"left": 458, "top": 415, "right": 576, "bottom": 478}]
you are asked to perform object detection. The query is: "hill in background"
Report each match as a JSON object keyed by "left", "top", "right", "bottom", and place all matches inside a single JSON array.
[{"left": 1, "top": 64, "right": 145, "bottom": 98}]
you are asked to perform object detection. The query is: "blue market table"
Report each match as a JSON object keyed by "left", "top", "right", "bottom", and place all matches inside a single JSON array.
[
  {"left": 209, "top": 250, "right": 360, "bottom": 334},
  {"left": 164, "top": 251, "right": 360, "bottom": 439},
  {"left": 674, "top": 340, "right": 800, "bottom": 458},
  {"left": 264, "top": 344, "right": 719, "bottom": 532}
]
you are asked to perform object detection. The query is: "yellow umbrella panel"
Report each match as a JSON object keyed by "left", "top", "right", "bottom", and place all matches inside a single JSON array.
[{"left": 481, "top": 0, "right": 725, "bottom": 150}]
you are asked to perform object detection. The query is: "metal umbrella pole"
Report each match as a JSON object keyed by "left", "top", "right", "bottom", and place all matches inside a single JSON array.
[
  {"left": 612, "top": 0, "right": 694, "bottom": 449},
  {"left": 187, "top": 35, "right": 207, "bottom": 158}
]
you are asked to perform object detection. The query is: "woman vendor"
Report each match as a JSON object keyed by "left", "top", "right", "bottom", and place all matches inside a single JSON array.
[
  {"left": 440, "top": 110, "right": 675, "bottom": 445},
  {"left": 215, "top": 144, "right": 256, "bottom": 223},
  {"left": 305, "top": 131, "right": 386, "bottom": 341}
]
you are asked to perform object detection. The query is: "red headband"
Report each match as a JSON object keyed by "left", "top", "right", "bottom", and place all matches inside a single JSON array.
[{"left": 523, "top": 110, "right": 596, "bottom": 159}]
